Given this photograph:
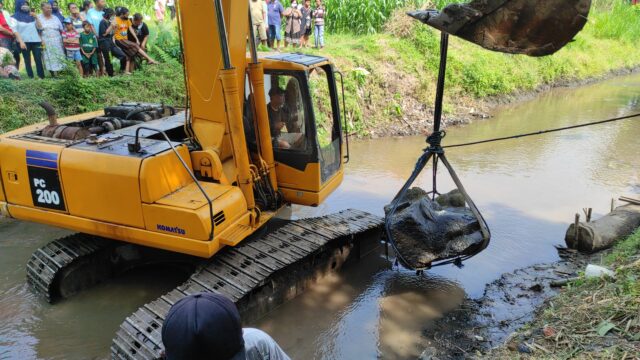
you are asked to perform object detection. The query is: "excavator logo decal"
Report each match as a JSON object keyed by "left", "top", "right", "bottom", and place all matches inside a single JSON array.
[
  {"left": 156, "top": 224, "right": 187, "bottom": 235},
  {"left": 26, "top": 150, "right": 66, "bottom": 212}
]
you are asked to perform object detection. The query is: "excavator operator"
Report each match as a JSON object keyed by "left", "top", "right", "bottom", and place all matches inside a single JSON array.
[{"left": 267, "top": 86, "right": 304, "bottom": 150}]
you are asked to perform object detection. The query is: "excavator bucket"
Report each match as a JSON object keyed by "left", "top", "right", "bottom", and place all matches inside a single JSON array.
[{"left": 408, "top": 0, "right": 591, "bottom": 56}]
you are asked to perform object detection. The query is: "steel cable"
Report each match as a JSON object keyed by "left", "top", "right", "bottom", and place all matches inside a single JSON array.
[{"left": 443, "top": 113, "right": 640, "bottom": 149}]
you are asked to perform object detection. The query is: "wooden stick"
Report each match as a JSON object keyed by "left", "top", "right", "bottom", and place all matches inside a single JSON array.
[
  {"left": 551, "top": 277, "right": 580, "bottom": 287},
  {"left": 586, "top": 208, "right": 592, "bottom": 222},
  {"left": 619, "top": 196, "right": 640, "bottom": 206},
  {"left": 611, "top": 198, "right": 615, "bottom": 212},
  {"left": 574, "top": 213, "right": 580, "bottom": 242}
]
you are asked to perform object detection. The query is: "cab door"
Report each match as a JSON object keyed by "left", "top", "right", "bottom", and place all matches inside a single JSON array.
[{"left": 263, "top": 64, "right": 344, "bottom": 206}]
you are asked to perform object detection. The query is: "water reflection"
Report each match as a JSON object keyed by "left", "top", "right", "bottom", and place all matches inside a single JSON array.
[{"left": 253, "top": 251, "right": 465, "bottom": 360}]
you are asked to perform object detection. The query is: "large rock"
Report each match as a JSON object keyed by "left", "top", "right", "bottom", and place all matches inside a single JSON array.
[{"left": 385, "top": 188, "right": 483, "bottom": 269}]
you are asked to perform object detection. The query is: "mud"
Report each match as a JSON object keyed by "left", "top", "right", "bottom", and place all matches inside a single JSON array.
[
  {"left": 419, "top": 248, "right": 596, "bottom": 359},
  {"left": 371, "top": 66, "right": 640, "bottom": 139},
  {"left": 385, "top": 188, "right": 483, "bottom": 269}
]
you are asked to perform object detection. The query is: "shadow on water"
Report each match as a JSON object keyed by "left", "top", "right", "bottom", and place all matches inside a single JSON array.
[{"left": 257, "top": 202, "right": 568, "bottom": 360}]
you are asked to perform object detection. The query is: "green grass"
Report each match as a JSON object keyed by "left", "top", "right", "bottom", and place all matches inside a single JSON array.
[
  {"left": 491, "top": 228, "right": 640, "bottom": 359},
  {"left": 0, "top": 62, "right": 185, "bottom": 133},
  {"left": 288, "top": 2, "right": 640, "bottom": 136},
  {"left": 2, "top": 1, "right": 640, "bottom": 136}
]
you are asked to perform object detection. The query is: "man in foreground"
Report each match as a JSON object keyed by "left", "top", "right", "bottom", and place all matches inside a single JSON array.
[{"left": 162, "top": 293, "right": 291, "bottom": 360}]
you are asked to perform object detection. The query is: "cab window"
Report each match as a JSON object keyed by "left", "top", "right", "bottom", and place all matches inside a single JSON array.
[
  {"left": 310, "top": 66, "right": 341, "bottom": 183},
  {"left": 264, "top": 74, "right": 309, "bottom": 152}
]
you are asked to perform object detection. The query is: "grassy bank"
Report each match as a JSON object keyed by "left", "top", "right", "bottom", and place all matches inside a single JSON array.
[
  {"left": 303, "top": 1, "right": 640, "bottom": 137},
  {"left": 490, "top": 228, "right": 640, "bottom": 359},
  {"left": 1, "top": 1, "right": 639, "bottom": 135}
]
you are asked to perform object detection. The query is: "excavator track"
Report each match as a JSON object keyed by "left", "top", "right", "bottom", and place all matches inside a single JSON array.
[
  {"left": 111, "top": 209, "right": 383, "bottom": 360},
  {"left": 26, "top": 233, "right": 112, "bottom": 303}
]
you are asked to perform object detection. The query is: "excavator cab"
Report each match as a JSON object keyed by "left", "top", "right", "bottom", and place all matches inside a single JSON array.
[{"left": 248, "top": 54, "right": 345, "bottom": 207}]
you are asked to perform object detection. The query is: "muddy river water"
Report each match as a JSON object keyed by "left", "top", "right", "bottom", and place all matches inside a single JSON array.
[{"left": 1, "top": 73, "right": 640, "bottom": 359}]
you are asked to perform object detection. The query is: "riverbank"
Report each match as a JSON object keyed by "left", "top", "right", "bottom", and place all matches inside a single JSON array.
[
  {"left": 307, "top": 2, "right": 640, "bottom": 138},
  {"left": 490, "top": 228, "right": 640, "bottom": 359},
  {"left": 1, "top": 3, "right": 639, "bottom": 136},
  {"left": 421, "top": 227, "right": 640, "bottom": 359}
]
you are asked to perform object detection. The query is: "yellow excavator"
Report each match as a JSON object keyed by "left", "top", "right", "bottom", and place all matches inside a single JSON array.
[
  {"left": 0, "top": 0, "right": 590, "bottom": 358},
  {"left": 0, "top": 1, "right": 347, "bottom": 259}
]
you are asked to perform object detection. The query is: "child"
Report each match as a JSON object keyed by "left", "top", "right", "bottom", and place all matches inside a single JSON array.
[
  {"left": 128, "top": 13, "right": 149, "bottom": 71},
  {"left": 79, "top": 20, "right": 98, "bottom": 76},
  {"left": 97, "top": 8, "right": 126, "bottom": 76},
  {"left": 61, "top": 17, "right": 83, "bottom": 75},
  {"left": 113, "top": 7, "right": 157, "bottom": 74},
  {"left": 129, "top": 13, "right": 149, "bottom": 51}
]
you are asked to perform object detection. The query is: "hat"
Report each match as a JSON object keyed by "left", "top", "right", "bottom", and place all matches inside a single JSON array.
[
  {"left": 63, "top": 17, "right": 72, "bottom": 24},
  {"left": 269, "top": 87, "right": 285, "bottom": 97},
  {"left": 162, "top": 293, "right": 245, "bottom": 360}
]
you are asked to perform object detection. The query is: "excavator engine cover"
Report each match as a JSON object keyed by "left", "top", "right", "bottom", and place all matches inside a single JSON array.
[{"left": 409, "top": 0, "right": 592, "bottom": 56}]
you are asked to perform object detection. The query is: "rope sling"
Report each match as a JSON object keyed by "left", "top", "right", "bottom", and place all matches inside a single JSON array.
[{"left": 384, "top": 32, "right": 491, "bottom": 271}]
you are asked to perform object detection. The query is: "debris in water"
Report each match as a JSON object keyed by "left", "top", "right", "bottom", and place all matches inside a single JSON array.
[
  {"left": 584, "top": 264, "right": 615, "bottom": 279},
  {"left": 384, "top": 188, "right": 483, "bottom": 269}
]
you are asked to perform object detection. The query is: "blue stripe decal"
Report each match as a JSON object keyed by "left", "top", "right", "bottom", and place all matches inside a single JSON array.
[
  {"left": 26, "top": 150, "right": 58, "bottom": 161},
  {"left": 26, "top": 158, "right": 58, "bottom": 169}
]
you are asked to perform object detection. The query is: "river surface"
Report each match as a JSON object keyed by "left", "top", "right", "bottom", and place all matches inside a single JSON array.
[{"left": 1, "top": 73, "right": 639, "bottom": 359}]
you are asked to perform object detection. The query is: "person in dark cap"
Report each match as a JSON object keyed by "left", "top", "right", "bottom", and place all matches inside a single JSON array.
[
  {"left": 162, "top": 293, "right": 290, "bottom": 360},
  {"left": 267, "top": 86, "right": 293, "bottom": 150}
]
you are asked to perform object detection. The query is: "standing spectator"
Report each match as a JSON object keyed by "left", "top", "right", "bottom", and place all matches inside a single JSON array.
[
  {"left": 1, "top": 0, "right": 23, "bottom": 67},
  {"left": 79, "top": 20, "right": 97, "bottom": 76},
  {"left": 39, "top": 2, "right": 65, "bottom": 76},
  {"left": 51, "top": 1, "right": 64, "bottom": 22},
  {"left": 0, "top": 0, "right": 17, "bottom": 49},
  {"left": 62, "top": 18, "right": 83, "bottom": 75},
  {"left": 97, "top": 8, "right": 125, "bottom": 76},
  {"left": 86, "top": 0, "right": 105, "bottom": 74},
  {"left": 300, "top": 0, "right": 312, "bottom": 48},
  {"left": 86, "top": 0, "right": 104, "bottom": 32},
  {"left": 312, "top": 0, "right": 325, "bottom": 49},
  {"left": 283, "top": 1, "right": 301, "bottom": 48},
  {"left": 129, "top": 13, "right": 149, "bottom": 50},
  {"left": 154, "top": 0, "right": 166, "bottom": 23},
  {"left": 250, "top": 0, "right": 267, "bottom": 47},
  {"left": 68, "top": 3, "right": 84, "bottom": 30},
  {"left": 267, "top": 0, "right": 284, "bottom": 50},
  {"left": 12, "top": 0, "right": 45, "bottom": 79},
  {"left": 113, "top": 7, "right": 157, "bottom": 74},
  {"left": 80, "top": 0, "right": 92, "bottom": 19},
  {"left": 166, "top": 0, "right": 175, "bottom": 21},
  {"left": 262, "top": 0, "right": 268, "bottom": 45}
]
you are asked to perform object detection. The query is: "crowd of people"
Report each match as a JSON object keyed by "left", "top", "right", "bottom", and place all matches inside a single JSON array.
[
  {"left": 251, "top": 0, "right": 327, "bottom": 51},
  {"left": 0, "top": 0, "right": 331, "bottom": 80},
  {"left": 0, "top": 0, "right": 159, "bottom": 80}
]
